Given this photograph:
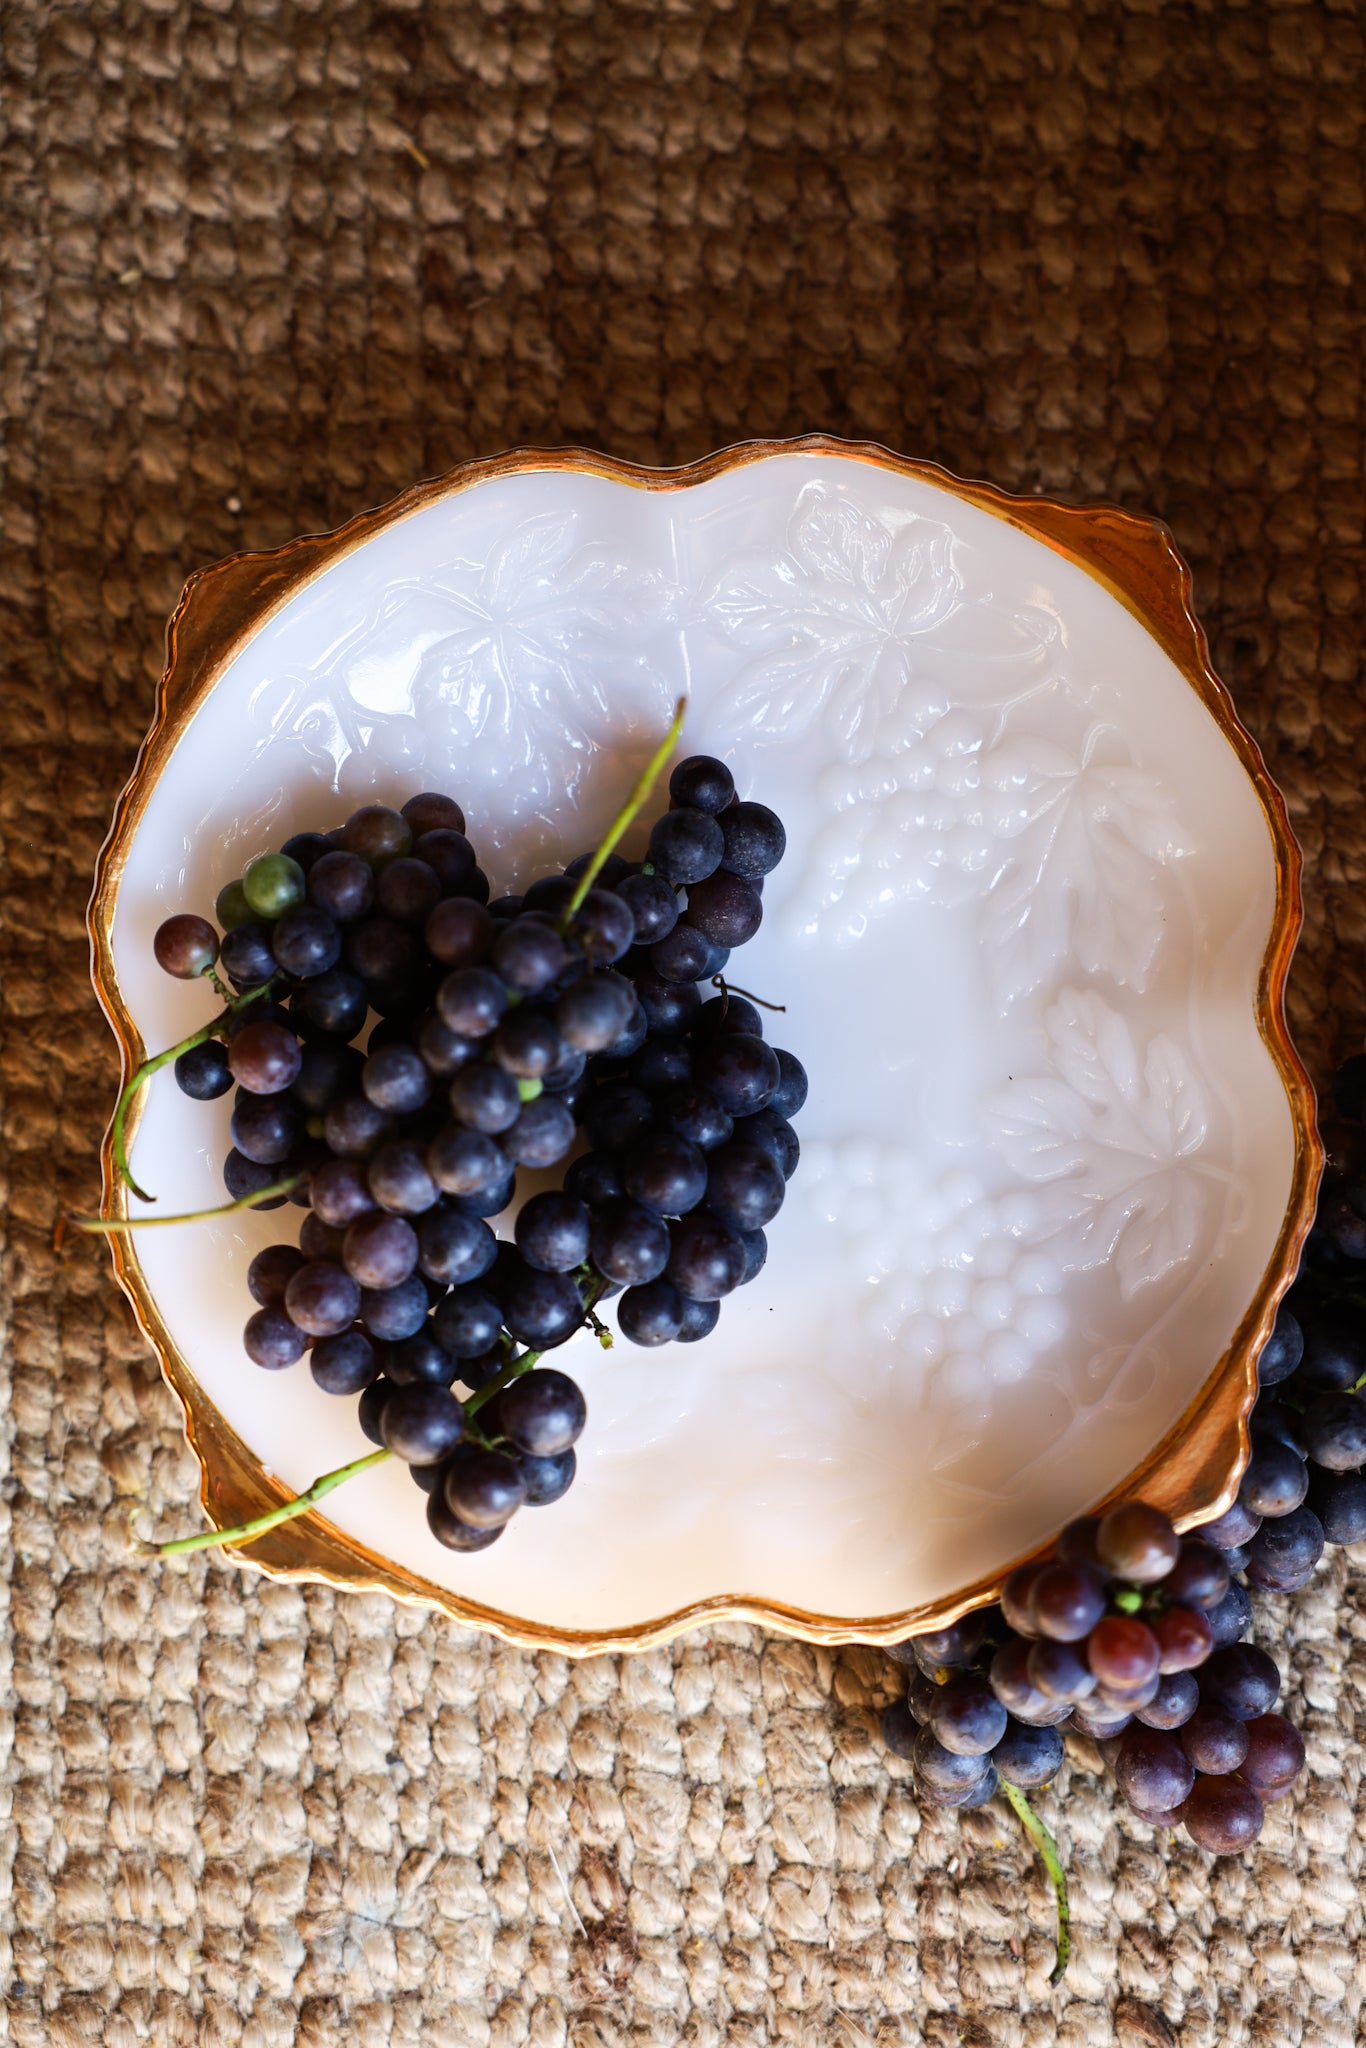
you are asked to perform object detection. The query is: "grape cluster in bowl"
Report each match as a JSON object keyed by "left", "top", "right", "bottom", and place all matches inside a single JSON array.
[{"left": 148, "top": 752, "right": 806, "bottom": 1556}]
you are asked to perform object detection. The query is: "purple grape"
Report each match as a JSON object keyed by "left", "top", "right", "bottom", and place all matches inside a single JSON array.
[
  {"left": 1114, "top": 1727, "right": 1195, "bottom": 1817},
  {"left": 342, "top": 803, "right": 413, "bottom": 867},
  {"left": 647, "top": 807, "right": 724, "bottom": 884},
  {"left": 175, "top": 1040, "right": 234, "bottom": 1100},
  {"left": 401, "top": 791, "right": 466, "bottom": 837},
  {"left": 616, "top": 872, "right": 680, "bottom": 944},
  {"left": 665, "top": 1210, "right": 747, "bottom": 1301},
  {"left": 284, "top": 1261, "right": 361, "bottom": 1338},
  {"left": 359, "top": 1274, "right": 430, "bottom": 1342},
  {"left": 1200, "top": 1644, "right": 1281, "bottom": 1721},
  {"left": 425, "top": 897, "right": 495, "bottom": 967},
  {"left": 1182, "top": 1777, "right": 1264, "bottom": 1853},
  {"left": 668, "top": 754, "right": 734, "bottom": 814},
  {"left": 413, "top": 828, "right": 477, "bottom": 892},
  {"left": 718, "top": 801, "right": 785, "bottom": 878},
  {"left": 498, "top": 1369, "right": 587, "bottom": 1455},
  {"left": 911, "top": 1725, "right": 992, "bottom": 1796},
  {"left": 343, "top": 1211, "right": 420, "bottom": 1289},
  {"left": 380, "top": 1384, "right": 465, "bottom": 1464},
  {"left": 244, "top": 1308, "right": 308, "bottom": 1369},
  {"left": 1095, "top": 1502, "right": 1179, "bottom": 1583},
  {"left": 310, "top": 1330, "right": 378, "bottom": 1395},
  {"left": 1135, "top": 1671, "right": 1200, "bottom": 1731},
  {"left": 676, "top": 1297, "right": 720, "bottom": 1343},
  {"left": 930, "top": 1674, "right": 1008, "bottom": 1757},
  {"left": 1256, "top": 1304, "right": 1304, "bottom": 1385},
  {"left": 516, "top": 1194, "right": 591, "bottom": 1274},
  {"left": 684, "top": 870, "right": 763, "bottom": 947},
  {"left": 493, "top": 919, "right": 566, "bottom": 995},
  {"left": 992, "top": 1719, "right": 1064, "bottom": 1788},
  {"left": 368, "top": 1140, "right": 440, "bottom": 1215},
  {"left": 247, "top": 1244, "right": 306, "bottom": 1308},
  {"left": 1180, "top": 1704, "right": 1250, "bottom": 1777},
  {"left": 692, "top": 1034, "right": 780, "bottom": 1116},
  {"left": 502, "top": 1094, "right": 576, "bottom": 1167},
  {"left": 417, "top": 1209, "right": 497, "bottom": 1288},
  {"left": 376, "top": 857, "right": 441, "bottom": 926},
  {"left": 385, "top": 1331, "right": 458, "bottom": 1389},
  {"left": 231, "top": 1090, "right": 304, "bottom": 1166},
  {"left": 556, "top": 972, "right": 638, "bottom": 1053},
  {"left": 617, "top": 1279, "right": 686, "bottom": 1347},
  {"left": 499, "top": 1265, "right": 584, "bottom": 1349},
  {"left": 631, "top": 970, "right": 701, "bottom": 1038},
  {"left": 446, "top": 1064, "right": 520, "bottom": 1146},
  {"left": 519, "top": 1448, "right": 576, "bottom": 1506},
  {"left": 1027, "top": 1562, "right": 1107, "bottom": 1644},
  {"left": 427, "top": 1489, "right": 505, "bottom": 1551},
  {"left": 428, "top": 1126, "right": 507, "bottom": 1199}
]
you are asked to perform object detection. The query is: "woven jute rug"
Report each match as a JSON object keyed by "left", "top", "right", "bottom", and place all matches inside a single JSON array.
[{"left": 4, "top": 4, "right": 1365, "bottom": 2043}]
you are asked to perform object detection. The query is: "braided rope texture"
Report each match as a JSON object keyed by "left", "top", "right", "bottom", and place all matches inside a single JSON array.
[{"left": 3, "top": 2, "right": 1366, "bottom": 2042}]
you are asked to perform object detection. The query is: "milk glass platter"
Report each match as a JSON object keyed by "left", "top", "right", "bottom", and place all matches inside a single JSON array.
[{"left": 89, "top": 439, "right": 1319, "bottom": 1653}]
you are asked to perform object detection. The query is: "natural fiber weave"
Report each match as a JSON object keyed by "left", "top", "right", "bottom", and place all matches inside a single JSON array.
[{"left": 3, "top": 2, "right": 1365, "bottom": 2041}]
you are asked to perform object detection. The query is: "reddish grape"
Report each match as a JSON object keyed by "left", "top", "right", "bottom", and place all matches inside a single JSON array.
[
  {"left": 1029, "top": 1562, "right": 1108, "bottom": 1643},
  {"left": 1182, "top": 1775, "right": 1264, "bottom": 1853},
  {"left": 228, "top": 1020, "right": 302, "bottom": 1095},
  {"left": 1114, "top": 1727, "right": 1195, "bottom": 1817},
  {"left": 1056, "top": 1515, "right": 1103, "bottom": 1570},
  {"left": 1095, "top": 1502, "right": 1180, "bottom": 1583},
  {"left": 1087, "top": 1615, "right": 1162, "bottom": 1692},
  {"left": 1180, "top": 1703, "right": 1249, "bottom": 1776},
  {"left": 1152, "top": 1605, "right": 1215, "bottom": 1674},
  {"left": 1000, "top": 1560, "right": 1046, "bottom": 1637},
  {"left": 154, "top": 913, "right": 219, "bottom": 979},
  {"left": 1238, "top": 1713, "right": 1305, "bottom": 1795}
]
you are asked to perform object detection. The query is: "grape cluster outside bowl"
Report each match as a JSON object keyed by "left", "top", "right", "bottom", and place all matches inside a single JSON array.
[{"left": 88, "top": 437, "right": 1321, "bottom": 1655}]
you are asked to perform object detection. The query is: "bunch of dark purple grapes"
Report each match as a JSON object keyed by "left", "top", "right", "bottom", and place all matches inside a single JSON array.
[
  {"left": 881, "top": 1497, "right": 1305, "bottom": 1854},
  {"left": 151, "top": 755, "right": 806, "bottom": 1554}
]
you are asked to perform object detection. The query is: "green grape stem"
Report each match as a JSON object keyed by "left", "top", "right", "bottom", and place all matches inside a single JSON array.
[
  {"left": 148, "top": 1447, "right": 394, "bottom": 1557},
  {"left": 142, "top": 1275, "right": 610, "bottom": 1557},
  {"left": 1000, "top": 1779, "right": 1071, "bottom": 1984},
  {"left": 559, "top": 698, "right": 687, "bottom": 929},
  {"left": 112, "top": 974, "right": 282, "bottom": 1201},
  {"left": 73, "top": 1176, "right": 302, "bottom": 1234}
]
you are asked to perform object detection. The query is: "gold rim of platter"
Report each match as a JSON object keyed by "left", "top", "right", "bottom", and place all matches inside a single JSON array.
[{"left": 88, "top": 435, "right": 1323, "bottom": 1654}]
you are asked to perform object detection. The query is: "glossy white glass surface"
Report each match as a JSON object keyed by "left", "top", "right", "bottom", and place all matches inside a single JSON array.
[{"left": 109, "top": 456, "right": 1293, "bottom": 1631}]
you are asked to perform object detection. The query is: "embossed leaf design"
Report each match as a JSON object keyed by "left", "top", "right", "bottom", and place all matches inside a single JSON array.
[
  {"left": 283, "top": 509, "right": 683, "bottom": 812},
  {"left": 976, "top": 729, "right": 1187, "bottom": 1005},
  {"left": 989, "top": 988, "right": 1213, "bottom": 1299},
  {"left": 707, "top": 484, "right": 963, "bottom": 761}
]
